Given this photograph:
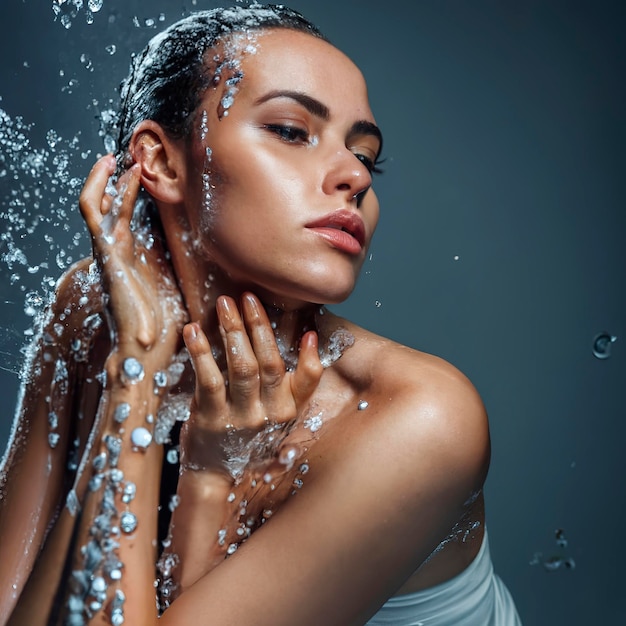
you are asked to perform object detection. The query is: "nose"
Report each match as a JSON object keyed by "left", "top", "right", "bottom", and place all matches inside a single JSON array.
[{"left": 322, "top": 148, "right": 372, "bottom": 207}]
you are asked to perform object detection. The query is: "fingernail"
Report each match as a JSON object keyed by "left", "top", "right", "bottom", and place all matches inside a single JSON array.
[
  {"left": 186, "top": 322, "right": 199, "bottom": 341},
  {"left": 243, "top": 293, "right": 260, "bottom": 318},
  {"left": 218, "top": 296, "right": 235, "bottom": 320}
]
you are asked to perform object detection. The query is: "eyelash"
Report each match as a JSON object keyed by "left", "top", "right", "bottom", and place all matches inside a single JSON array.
[{"left": 264, "top": 124, "right": 384, "bottom": 176}]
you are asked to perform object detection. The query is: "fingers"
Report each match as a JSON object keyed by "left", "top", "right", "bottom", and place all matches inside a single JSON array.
[
  {"left": 216, "top": 296, "right": 264, "bottom": 422},
  {"left": 79, "top": 155, "right": 141, "bottom": 247},
  {"left": 186, "top": 296, "right": 324, "bottom": 435},
  {"left": 241, "top": 294, "right": 288, "bottom": 411},
  {"left": 292, "top": 331, "right": 323, "bottom": 404},
  {"left": 183, "top": 322, "right": 227, "bottom": 422},
  {"left": 79, "top": 154, "right": 116, "bottom": 231}
]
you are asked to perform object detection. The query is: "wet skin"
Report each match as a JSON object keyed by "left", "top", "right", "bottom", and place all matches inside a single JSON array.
[{"left": 0, "top": 28, "right": 490, "bottom": 626}]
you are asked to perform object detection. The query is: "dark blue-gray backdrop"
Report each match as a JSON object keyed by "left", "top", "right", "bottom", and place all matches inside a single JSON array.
[{"left": 1, "top": 1, "right": 624, "bottom": 624}]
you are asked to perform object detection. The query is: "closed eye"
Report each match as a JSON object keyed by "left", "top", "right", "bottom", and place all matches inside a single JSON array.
[
  {"left": 355, "top": 153, "right": 385, "bottom": 175},
  {"left": 264, "top": 124, "right": 310, "bottom": 143}
]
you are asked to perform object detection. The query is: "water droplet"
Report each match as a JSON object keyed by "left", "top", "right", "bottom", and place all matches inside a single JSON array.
[
  {"left": 130, "top": 427, "right": 152, "bottom": 450},
  {"left": 91, "top": 576, "right": 107, "bottom": 594},
  {"left": 166, "top": 448, "right": 179, "bottom": 464},
  {"left": 122, "top": 357, "right": 144, "bottom": 382},
  {"left": 303, "top": 412, "right": 323, "bottom": 432},
  {"left": 555, "top": 528, "right": 568, "bottom": 548},
  {"left": 105, "top": 44, "right": 117, "bottom": 55},
  {"left": 153, "top": 370, "right": 168, "bottom": 392},
  {"left": 66, "top": 489, "right": 79, "bottom": 516},
  {"left": 122, "top": 482, "right": 136, "bottom": 503},
  {"left": 375, "top": 300, "right": 382, "bottom": 308},
  {"left": 114, "top": 402, "right": 131, "bottom": 423},
  {"left": 88, "top": 0, "right": 103, "bottom": 12},
  {"left": 454, "top": 255, "right": 460, "bottom": 261},
  {"left": 592, "top": 332, "right": 617, "bottom": 359},
  {"left": 120, "top": 511, "right": 138, "bottom": 534},
  {"left": 357, "top": 400, "right": 369, "bottom": 410}
]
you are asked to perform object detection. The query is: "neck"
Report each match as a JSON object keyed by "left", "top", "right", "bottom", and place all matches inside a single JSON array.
[{"left": 161, "top": 213, "right": 322, "bottom": 366}]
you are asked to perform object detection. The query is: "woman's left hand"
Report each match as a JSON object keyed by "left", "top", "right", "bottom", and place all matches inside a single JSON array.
[{"left": 179, "top": 292, "right": 323, "bottom": 478}]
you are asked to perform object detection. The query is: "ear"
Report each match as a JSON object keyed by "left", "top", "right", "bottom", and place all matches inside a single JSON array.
[{"left": 129, "top": 121, "right": 185, "bottom": 204}]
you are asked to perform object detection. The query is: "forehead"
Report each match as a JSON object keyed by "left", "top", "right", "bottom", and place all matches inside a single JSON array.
[{"left": 227, "top": 28, "right": 374, "bottom": 119}]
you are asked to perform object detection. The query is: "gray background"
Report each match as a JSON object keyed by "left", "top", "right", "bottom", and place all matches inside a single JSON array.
[{"left": 1, "top": 1, "right": 624, "bottom": 624}]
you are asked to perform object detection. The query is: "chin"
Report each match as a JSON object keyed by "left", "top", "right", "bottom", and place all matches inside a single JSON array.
[{"left": 255, "top": 279, "right": 356, "bottom": 311}]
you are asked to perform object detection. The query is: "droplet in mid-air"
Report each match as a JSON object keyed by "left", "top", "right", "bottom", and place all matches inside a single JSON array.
[{"left": 592, "top": 332, "right": 617, "bottom": 359}]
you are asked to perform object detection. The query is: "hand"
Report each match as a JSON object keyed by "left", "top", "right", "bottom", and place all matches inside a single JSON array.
[
  {"left": 180, "top": 293, "right": 323, "bottom": 480},
  {"left": 79, "top": 155, "right": 186, "bottom": 366}
]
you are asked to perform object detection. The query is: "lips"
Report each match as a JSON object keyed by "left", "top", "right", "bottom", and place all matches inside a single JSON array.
[{"left": 306, "top": 209, "right": 366, "bottom": 254}]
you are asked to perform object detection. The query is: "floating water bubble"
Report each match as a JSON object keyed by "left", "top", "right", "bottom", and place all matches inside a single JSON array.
[
  {"left": 88, "top": 0, "right": 103, "bottom": 12},
  {"left": 79, "top": 53, "right": 93, "bottom": 72},
  {"left": 105, "top": 44, "right": 116, "bottom": 55},
  {"left": 375, "top": 300, "right": 382, "bottom": 308},
  {"left": 592, "top": 332, "right": 617, "bottom": 359}
]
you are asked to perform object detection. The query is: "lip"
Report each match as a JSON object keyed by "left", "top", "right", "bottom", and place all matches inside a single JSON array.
[{"left": 305, "top": 209, "right": 366, "bottom": 254}]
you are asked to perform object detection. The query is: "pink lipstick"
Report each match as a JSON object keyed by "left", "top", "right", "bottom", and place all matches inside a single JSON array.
[{"left": 306, "top": 210, "right": 365, "bottom": 255}]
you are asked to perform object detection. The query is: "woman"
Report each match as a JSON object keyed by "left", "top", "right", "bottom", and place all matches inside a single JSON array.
[{"left": 0, "top": 5, "right": 521, "bottom": 625}]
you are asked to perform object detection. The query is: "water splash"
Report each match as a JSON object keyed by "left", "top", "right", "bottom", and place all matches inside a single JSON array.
[
  {"left": 530, "top": 528, "right": 576, "bottom": 572},
  {"left": 52, "top": 0, "right": 105, "bottom": 30}
]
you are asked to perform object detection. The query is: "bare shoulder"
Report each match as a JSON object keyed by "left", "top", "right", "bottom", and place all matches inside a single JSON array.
[
  {"left": 33, "top": 256, "right": 109, "bottom": 356},
  {"left": 333, "top": 317, "right": 490, "bottom": 473},
  {"left": 317, "top": 316, "right": 490, "bottom": 553},
  {"left": 50, "top": 256, "right": 104, "bottom": 326}
]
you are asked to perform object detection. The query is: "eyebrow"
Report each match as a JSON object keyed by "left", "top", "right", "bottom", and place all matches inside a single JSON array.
[
  {"left": 255, "top": 89, "right": 330, "bottom": 120},
  {"left": 255, "top": 89, "right": 384, "bottom": 155}
]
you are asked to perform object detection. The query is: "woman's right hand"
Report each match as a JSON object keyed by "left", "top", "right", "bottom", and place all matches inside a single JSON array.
[{"left": 79, "top": 155, "right": 186, "bottom": 368}]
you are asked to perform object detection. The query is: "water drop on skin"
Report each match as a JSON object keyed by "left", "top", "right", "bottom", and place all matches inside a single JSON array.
[{"left": 130, "top": 427, "right": 152, "bottom": 450}]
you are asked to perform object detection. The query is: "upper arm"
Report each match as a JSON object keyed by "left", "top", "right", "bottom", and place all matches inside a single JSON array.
[
  {"left": 163, "top": 354, "right": 490, "bottom": 626},
  {"left": 0, "top": 258, "right": 108, "bottom": 618}
]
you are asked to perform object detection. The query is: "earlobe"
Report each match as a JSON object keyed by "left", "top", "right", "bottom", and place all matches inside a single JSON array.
[{"left": 129, "top": 121, "right": 185, "bottom": 204}]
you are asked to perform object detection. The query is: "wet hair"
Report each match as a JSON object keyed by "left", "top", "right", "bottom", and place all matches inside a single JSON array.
[{"left": 116, "top": 4, "right": 326, "bottom": 161}]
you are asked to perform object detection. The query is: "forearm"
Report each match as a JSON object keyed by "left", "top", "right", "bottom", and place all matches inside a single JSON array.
[
  {"left": 165, "top": 470, "right": 232, "bottom": 598},
  {"left": 70, "top": 350, "right": 165, "bottom": 626}
]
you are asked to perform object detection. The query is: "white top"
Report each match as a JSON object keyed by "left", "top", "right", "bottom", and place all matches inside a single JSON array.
[{"left": 366, "top": 530, "right": 522, "bottom": 625}]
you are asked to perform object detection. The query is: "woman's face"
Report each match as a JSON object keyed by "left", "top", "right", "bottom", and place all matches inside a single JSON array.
[{"left": 182, "top": 28, "right": 382, "bottom": 309}]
